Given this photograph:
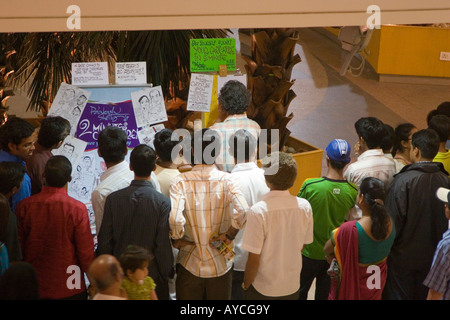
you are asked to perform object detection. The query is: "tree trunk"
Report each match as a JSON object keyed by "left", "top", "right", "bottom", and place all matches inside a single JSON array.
[{"left": 242, "top": 28, "right": 301, "bottom": 150}]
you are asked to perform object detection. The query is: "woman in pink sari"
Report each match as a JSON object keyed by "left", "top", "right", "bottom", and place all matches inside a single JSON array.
[{"left": 324, "top": 177, "right": 395, "bottom": 300}]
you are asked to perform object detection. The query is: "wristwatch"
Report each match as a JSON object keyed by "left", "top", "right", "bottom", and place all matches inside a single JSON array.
[{"left": 241, "top": 282, "right": 249, "bottom": 291}]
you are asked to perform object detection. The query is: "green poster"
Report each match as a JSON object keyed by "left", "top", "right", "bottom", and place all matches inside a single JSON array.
[{"left": 190, "top": 38, "right": 236, "bottom": 72}]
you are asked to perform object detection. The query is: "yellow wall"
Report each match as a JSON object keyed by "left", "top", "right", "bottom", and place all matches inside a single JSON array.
[{"left": 362, "top": 25, "right": 450, "bottom": 78}]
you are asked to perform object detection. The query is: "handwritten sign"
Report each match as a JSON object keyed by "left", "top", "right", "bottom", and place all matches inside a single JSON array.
[
  {"left": 115, "top": 61, "right": 147, "bottom": 85},
  {"left": 75, "top": 101, "right": 140, "bottom": 150},
  {"left": 72, "top": 62, "right": 109, "bottom": 86},
  {"left": 187, "top": 73, "right": 214, "bottom": 112},
  {"left": 190, "top": 38, "right": 236, "bottom": 72}
]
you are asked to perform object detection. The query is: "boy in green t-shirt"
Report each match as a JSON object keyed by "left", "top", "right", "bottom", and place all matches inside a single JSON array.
[{"left": 298, "top": 139, "right": 358, "bottom": 300}]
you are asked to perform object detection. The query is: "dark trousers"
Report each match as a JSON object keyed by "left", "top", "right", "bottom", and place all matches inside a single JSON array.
[
  {"left": 382, "top": 268, "right": 429, "bottom": 300},
  {"left": 243, "top": 285, "right": 299, "bottom": 300},
  {"left": 299, "top": 255, "right": 331, "bottom": 300},
  {"left": 231, "top": 270, "right": 244, "bottom": 300},
  {"left": 175, "top": 264, "right": 232, "bottom": 300},
  {"left": 154, "top": 275, "right": 170, "bottom": 300}
]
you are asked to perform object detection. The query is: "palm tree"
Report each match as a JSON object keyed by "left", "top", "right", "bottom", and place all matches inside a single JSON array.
[
  {"left": 242, "top": 28, "right": 301, "bottom": 150},
  {"left": 0, "top": 33, "right": 19, "bottom": 125}
]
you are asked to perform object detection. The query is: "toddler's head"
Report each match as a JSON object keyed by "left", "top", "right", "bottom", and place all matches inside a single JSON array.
[{"left": 119, "top": 245, "right": 153, "bottom": 285}]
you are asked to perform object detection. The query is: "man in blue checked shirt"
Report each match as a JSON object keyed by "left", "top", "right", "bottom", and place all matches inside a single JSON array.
[{"left": 424, "top": 187, "right": 450, "bottom": 300}]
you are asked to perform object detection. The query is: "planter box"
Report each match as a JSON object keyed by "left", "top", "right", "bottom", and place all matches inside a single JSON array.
[{"left": 258, "top": 136, "right": 324, "bottom": 196}]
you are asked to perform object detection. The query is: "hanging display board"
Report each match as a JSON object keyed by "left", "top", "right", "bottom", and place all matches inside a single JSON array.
[{"left": 50, "top": 83, "right": 166, "bottom": 236}]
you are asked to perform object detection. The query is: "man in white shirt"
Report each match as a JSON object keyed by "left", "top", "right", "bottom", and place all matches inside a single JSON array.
[
  {"left": 92, "top": 126, "right": 160, "bottom": 234},
  {"left": 229, "top": 129, "right": 270, "bottom": 300},
  {"left": 344, "top": 117, "right": 396, "bottom": 189},
  {"left": 242, "top": 151, "right": 314, "bottom": 300}
]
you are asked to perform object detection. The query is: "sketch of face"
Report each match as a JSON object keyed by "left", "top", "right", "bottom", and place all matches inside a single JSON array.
[
  {"left": 139, "top": 95, "right": 150, "bottom": 111},
  {"left": 64, "top": 89, "right": 76, "bottom": 101},
  {"left": 82, "top": 156, "right": 92, "bottom": 168},
  {"left": 76, "top": 95, "right": 87, "bottom": 106},
  {"left": 61, "top": 143, "right": 75, "bottom": 158},
  {"left": 72, "top": 107, "right": 82, "bottom": 117},
  {"left": 149, "top": 90, "right": 162, "bottom": 106}
]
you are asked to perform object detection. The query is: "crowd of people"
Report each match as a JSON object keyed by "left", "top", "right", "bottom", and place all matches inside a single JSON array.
[{"left": 0, "top": 79, "right": 449, "bottom": 301}]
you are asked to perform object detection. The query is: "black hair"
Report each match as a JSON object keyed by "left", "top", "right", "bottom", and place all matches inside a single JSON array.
[
  {"left": 411, "top": 129, "right": 440, "bottom": 160},
  {"left": 97, "top": 126, "right": 128, "bottom": 163},
  {"left": 154, "top": 128, "right": 180, "bottom": 162},
  {"left": 354, "top": 117, "right": 386, "bottom": 149},
  {"left": 37, "top": 116, "right": 71, "bottom": 149},
  {"left": 428, "top": 114, "right": 450, "bottom": 143},
  {"left": 188, "top": 128, "right": 220, "bottom": 165},
  {"left": 229, "top": 129, "right": 257, "bottom": 162},
  {"left": 329, "top": 159, "right": 348, "bottom": 170},
  {"left": 380, "top": 123, "right": 395, "bottom": 153},
  {"left": 392, "top": 123, "right": 416, "bottom": 156},
  {"left": 0, "top": 161, "right": 26, "bottom": 195},
  {"left": 0, "top": 261, "right": 40, "bottom": 300},
  {"left": 0, "top": 117, "right": 35, "bottom": 151},
  {"left": 44, "top": 156, "right": 72, "bottom": 188},
  {"left": 139, "top": 95, "right": 149, "bottom": 103},
  {"left": 119, "top": 245, "right": 153, "bottom": 274},
  {"left": 218, "top": 80, "right": 251, "bottom": 115},
  {"left": 359, "top": 177, "right": 390, "bottom": 241},
  {"left": 427, "top": 101, "right": 450, "bottom": 125},
  {"left": 130, "top": 144, "right": 156, "bottom": 177},
  {"left": 0, "top": 193, "right": 9, "bottom": 243}
]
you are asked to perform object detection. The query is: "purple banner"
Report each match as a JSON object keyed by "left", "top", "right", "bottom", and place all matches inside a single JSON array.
[{"left": 75, "top": 101, "right": 140, "bottom": 151}]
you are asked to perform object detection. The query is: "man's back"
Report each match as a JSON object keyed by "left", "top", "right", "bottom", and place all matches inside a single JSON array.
[
  {"left": 344, "top": 149, "right": 396, "bottom": 188},
  {"left": 242, "top": 190, "right": 314, "bottom": 297},
  {"left": 25, "top": 143, "right": 53, "bottom": 195},
  {"left": 386, "top": 162, "right": 450, "bottom": 270},
  {"left": 230, "top": 162, "right": 269, "bottom": 271},
  {"left": 16, "top": 186, "right": 94, "bottom": 299},
  {"left": 298, "top": 177, "right": 358, "bottom": 260},
  {"left": 210, "top": 114, "right": 260, "bottom": 172},
  {"left": 169, "top": 164, "right": 248, "bottom": 277},
  {"left": 97, "top": 180, "right": 173, "bottom": 290}
]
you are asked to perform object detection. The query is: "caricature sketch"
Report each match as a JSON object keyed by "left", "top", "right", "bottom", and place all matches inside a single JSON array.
[
  {"left": 131, "top": 86, "right": 168, "bottom": 127},
  {"left": 52, "top": 135, "right": 88, "bottom": 177},
  {"left": 47, "top": 83, "right": 91, "bottom": 135},
  {"left": 60, "top": 142, "right": 75, "bottom": 158}
]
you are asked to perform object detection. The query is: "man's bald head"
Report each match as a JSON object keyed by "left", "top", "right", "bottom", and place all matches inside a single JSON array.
[{"left": 88, "top": 254, "right": 123, "bottom": 292}]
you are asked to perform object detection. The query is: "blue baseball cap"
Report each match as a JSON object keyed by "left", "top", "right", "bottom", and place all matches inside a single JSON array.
[{"left": 326, "top": 139, "right": 351, "bottom": 163}]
